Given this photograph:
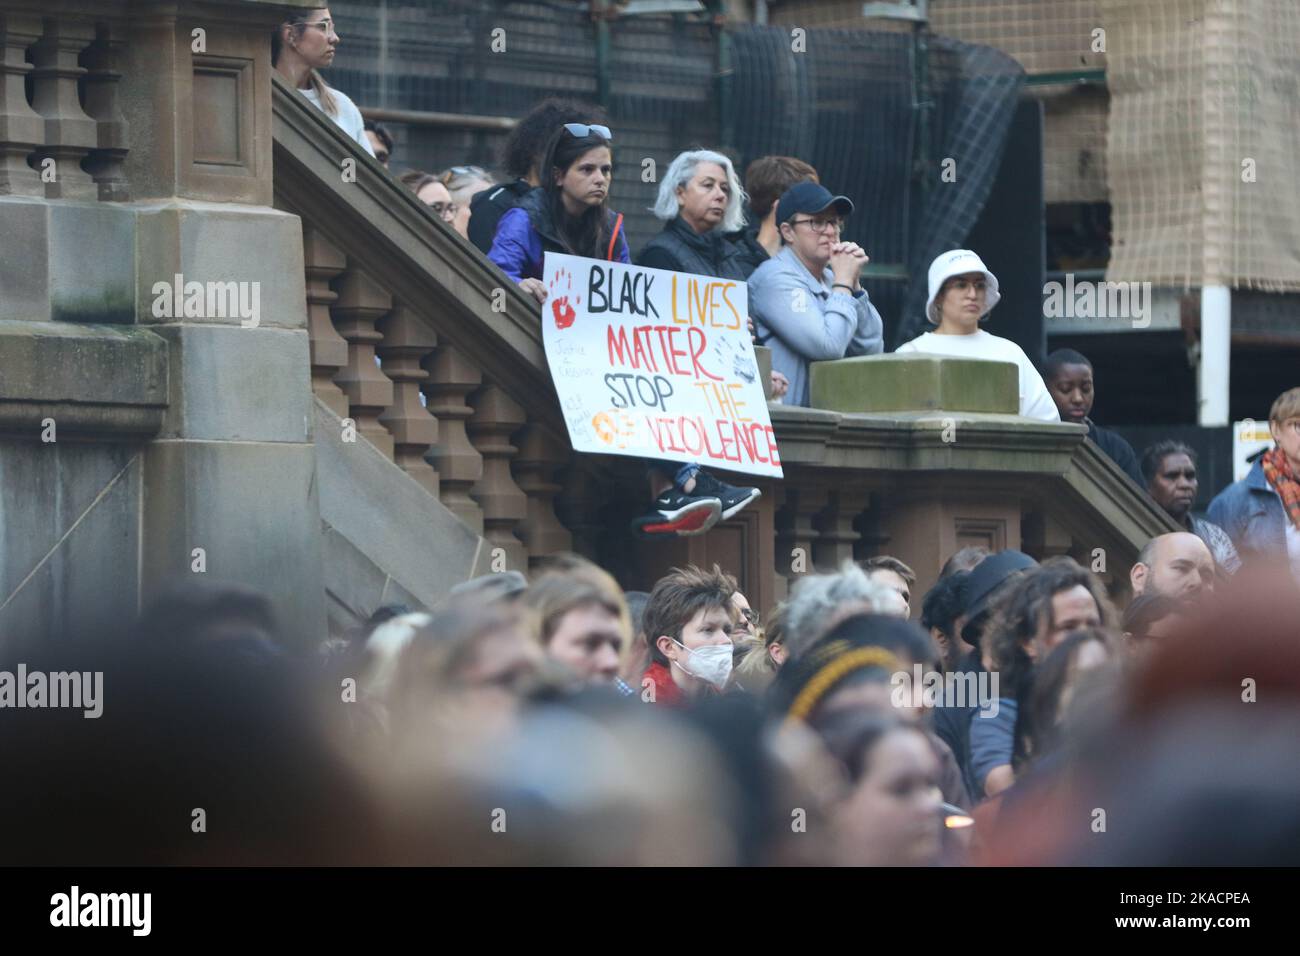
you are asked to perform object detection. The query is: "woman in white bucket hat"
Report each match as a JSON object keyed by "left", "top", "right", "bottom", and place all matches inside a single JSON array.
[{"left": 896, "top": 250, "right": 1059, "bottom": 421}]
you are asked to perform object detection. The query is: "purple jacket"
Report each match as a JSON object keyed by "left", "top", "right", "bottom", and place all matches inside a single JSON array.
[{"left": 487, "top": 190, "right": 630, "bottom": 282}]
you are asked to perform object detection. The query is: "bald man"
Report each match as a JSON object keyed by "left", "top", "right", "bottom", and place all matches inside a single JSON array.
[{"left": 1130, "top": 532, "right": 1215, "bottom": 599}]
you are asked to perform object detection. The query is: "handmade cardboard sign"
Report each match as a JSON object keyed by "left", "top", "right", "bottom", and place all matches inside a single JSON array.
[{"left": 542, "top": 252, "right": 782, "bottom": 478}]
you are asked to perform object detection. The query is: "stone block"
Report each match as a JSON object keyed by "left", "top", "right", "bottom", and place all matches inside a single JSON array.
[
  {"left": 140, "top": 438, "right": 326, "bottom": 648},
  {"left": 0, "top": 198, "right": 50, "bottom": 322},
  {"left": 810, "top": 354, "right": 1019, "bottom": 414},
  {"left": 48, "top": 201, "right": 136, "bottom": 324},
  {"left": 152, "top": 324, "right": 311, "bottom": 443},
  {"left": 0, "top": 441, "right": 142, "bottom": 644},
  {"left": 135, "top": 202, "right": 306, "bottom": 330}
]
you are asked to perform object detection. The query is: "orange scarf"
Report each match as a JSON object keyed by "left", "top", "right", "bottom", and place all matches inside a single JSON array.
[{"left": 1262, "top": 446, "right": 1300, "bottom": 532}]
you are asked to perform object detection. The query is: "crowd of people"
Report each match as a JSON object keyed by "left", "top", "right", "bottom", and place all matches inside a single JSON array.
[
  {"left": 146, "top": 9, "right": 1300, "bottom": 867},
  {"left": 10, "top": 501, "right": 1298, "bottom": 865}
]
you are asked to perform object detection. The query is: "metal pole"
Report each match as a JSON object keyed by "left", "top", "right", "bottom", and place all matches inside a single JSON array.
[
  {"left": 593, "top": 0, "right": 611, "bottom": 109},
  {"left": 1199, "top": 285, "right": 1231, "bottom": 426}
]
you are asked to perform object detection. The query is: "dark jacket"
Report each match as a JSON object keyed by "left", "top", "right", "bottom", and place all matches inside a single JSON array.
[
  {"left": 727, "top": 227, "right": 770, "bottom": 279},
  {"left": 1209, "top": 459, "right": 1290, "bottom": 563},
  {"left": 468, "top": 179, "right": 533, "bottom": 254},
  {"left": 1087, "top": 419, "right": 1144, "bottom": 487},
  {"left": 487, "top": 188, "right": 630, "bottom": 282},
  {"left": 636, "top": 215, "right": 750, "bottom": 280}
]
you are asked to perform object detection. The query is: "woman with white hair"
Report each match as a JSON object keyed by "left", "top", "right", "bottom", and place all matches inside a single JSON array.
[{"left": 637, "top": 149, "right": 750, "bottom": 280}]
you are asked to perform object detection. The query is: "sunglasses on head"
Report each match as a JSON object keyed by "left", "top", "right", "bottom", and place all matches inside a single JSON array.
[{"left": 563, "top": 123, "right": 613, "bottom": 141}]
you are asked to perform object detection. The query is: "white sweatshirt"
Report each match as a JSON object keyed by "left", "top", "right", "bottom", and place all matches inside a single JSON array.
[
  {"left": 896, "top": 329, "right": 1060, "bottom": 421},
  {"left": 301, "top": 84, "right": 376, "bottom": 158}
]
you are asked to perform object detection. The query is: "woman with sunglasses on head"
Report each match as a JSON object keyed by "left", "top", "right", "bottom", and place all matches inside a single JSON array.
[
  {"left": 488, "top": 123, "right": 629, "bottom": 304},
  {"left": 272, "top": 8, "right": 375, "bottom": 158}
]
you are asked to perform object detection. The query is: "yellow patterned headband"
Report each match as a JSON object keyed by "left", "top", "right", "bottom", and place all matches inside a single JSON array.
[{"left": 784, "top": 646, "right": 901, "bottom": 723}]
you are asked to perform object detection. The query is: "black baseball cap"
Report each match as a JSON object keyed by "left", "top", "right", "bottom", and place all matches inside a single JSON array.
[
  {"left": 961, "top": 549, "right": 1038, "bottom": 621},
  {"left": 776, "top": 181, "right": 854, "bottom": 226}
]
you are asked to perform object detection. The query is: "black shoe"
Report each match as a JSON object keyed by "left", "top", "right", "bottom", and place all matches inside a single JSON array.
[
  {"left": 688, "top": 471, "right": 761, "bottom": 520},
  {"left": 630, "top": 488, "right": 722, "bottom": 538}
]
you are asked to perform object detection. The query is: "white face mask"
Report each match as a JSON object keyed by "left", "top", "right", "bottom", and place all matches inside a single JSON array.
[{"left": 671, "top": 639, "right": 733, "bottom": 689}]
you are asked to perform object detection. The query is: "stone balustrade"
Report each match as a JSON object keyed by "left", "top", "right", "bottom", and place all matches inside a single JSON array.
[{"left": 0, "top": 10, "right": 129, "bottom": 200}]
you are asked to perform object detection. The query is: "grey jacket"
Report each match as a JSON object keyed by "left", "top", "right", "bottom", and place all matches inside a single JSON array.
[
  {"left": 1208, "top": 459, "right": 1288, "bottom": 563},
  {"left": 748, "top": 246, "right": 884, "bottom": 407}
]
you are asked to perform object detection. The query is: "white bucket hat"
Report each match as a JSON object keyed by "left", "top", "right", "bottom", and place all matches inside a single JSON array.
[{"left": 925, "top": 249, "right": 1000, "bottom": 325}]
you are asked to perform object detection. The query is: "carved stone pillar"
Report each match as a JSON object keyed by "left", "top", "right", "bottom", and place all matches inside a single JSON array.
[
  {"left": 377, "top": 302, "right": 440, "bottom": 497},
  {"left": 468, "top": 384, "right": 529, "bottom": 572},
  {"left": 331, "top": 266, "right": 394, "bottom": 459},
  {"left": 422, "top": 346, "right": 483, "bottom": 532},
  {"left": 814, "top": 489, "right": 870, "bottom": 571},
  {"left": 29, "top": 17, "right": 98, "bottom": 200},
  {"left": 774, "top": 484, "right": 828, "bottom": 596},
  {"left": 0, "top": 15, "right": 44, "bottom": 196},
  {"left": 302, "top": 226, "right": 349, "bottom": 417},
  {"left": 555, "top": 461, "right": 605, "bottom": 562},
  {"left": 515, "top": 422, "right": 574, "bottom": 569},
  {"left": 79, "top": 23, "right": 129, "bottom": 201}
]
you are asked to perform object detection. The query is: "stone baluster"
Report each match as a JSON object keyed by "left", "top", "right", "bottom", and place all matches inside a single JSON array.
[
  {"left": 29, "top": 17, "right": 98, "bottom": 200},
  {"left": 421, "top": 346, "right": 483, "bottom": 532},
  {"left": 376, "top": 302, "right": 440, "bottom": 497},
  {"left": 554, "top": 462, "right": 605, "bottom": 561},
  {"left": 814, "top": 489, "right": 870, "bottom": 571},
  {"left": 331, "top": 266, "right": 394, "bottom": 458},
  {"left": 467, "top": 384, "right": 529, "bottom": 572},
  {"left": 79, "top": 23, "right": 129, "bottom": 201},
  {"left": 774, "top": 485, "right": 828, "bottom": 596},
  {"left": 302, "top": 226, "right": 349, "bottom": 417},
  {"left": 0, "top": 14, "right": 43, "bottom": 196},
  {"left": 514, "top": 422, "right": 574, "bottom": 569}
]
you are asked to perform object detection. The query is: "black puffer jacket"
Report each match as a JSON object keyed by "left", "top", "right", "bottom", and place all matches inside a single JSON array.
[{"left": 636, "top": 215, "right": 750, "bottom": 280}]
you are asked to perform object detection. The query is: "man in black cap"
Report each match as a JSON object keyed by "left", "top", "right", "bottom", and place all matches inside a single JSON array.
[
  {"left": 747, "top": 182, "right": 884, "bottom": 407},
  {"left": 929, "top": 548, "right": 1038, "bottom": 798}
]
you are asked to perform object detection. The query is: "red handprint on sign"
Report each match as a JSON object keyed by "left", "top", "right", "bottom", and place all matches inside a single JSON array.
[{"left": 549, "top": 267, "right": 581, "bottom": 330}]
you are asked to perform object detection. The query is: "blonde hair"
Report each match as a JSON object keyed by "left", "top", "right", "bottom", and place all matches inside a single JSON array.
[{"left": 1269, "top": 387, "right": 1300, "bottom": 425}]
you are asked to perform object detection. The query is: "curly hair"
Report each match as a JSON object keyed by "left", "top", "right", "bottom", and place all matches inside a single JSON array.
[
  {"left": 985, "top": 557, "right": 1118, "bottom": 696},
  {"left": 500, "top": 98, "right": 606, "bottom": 181}
]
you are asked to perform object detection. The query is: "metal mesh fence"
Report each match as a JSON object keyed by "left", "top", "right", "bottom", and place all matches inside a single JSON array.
[
  {"left": 1101, "top": 0, "right": 1300, "bottom": 292},
  {"left": 319, "top": 1, "right": 1024, "bottom": 341}
]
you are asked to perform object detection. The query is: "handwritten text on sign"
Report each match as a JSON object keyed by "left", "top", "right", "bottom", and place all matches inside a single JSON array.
[{"left": 542, "top": 252, "right": 782, "bottom": 478}]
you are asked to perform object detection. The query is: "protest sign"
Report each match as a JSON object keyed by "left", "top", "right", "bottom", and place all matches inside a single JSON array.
[{"left": 541, "top": 252, "right": 782, "bottom": 478}]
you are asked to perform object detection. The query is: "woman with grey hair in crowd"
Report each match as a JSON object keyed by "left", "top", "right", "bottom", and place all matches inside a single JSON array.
[{"left": 637, "top": 149, "right": 750, "bottom": 280}]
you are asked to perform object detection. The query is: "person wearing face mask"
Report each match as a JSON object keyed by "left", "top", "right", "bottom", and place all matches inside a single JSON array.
[{"left": 639, "top": 565, "right": 739, "bottom": 706}]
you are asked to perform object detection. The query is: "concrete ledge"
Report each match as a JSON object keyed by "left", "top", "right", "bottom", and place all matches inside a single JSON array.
[
  {"left": 810, "top": 354, "right": 1019, "bottom": 414},
  {"left": 0, "top": 321, "right": 167, "bottom": 439}
]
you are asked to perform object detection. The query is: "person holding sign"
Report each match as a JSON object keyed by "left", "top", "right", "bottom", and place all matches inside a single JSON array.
[
  {"left": 487, "top": 123, "right": 631, "bottom": 303},
  {"left": 748, "top": 183, "right": 885, "bottom": 408}
]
